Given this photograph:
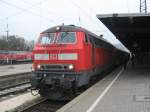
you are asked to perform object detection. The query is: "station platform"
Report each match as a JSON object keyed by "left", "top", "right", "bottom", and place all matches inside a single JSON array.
[
  {"left": 0, "top": 64, "right": 32, "bottom": 76},
  {"left": 57, "top": 64, "right": 150, "bottom": 112}
]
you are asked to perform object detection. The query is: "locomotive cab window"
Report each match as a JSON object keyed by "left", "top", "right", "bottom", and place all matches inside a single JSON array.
[
  {"left": 39, "top": 33, "right": 55, "bottom": 45},
  {"left": 84, "top": 34, "right": 89, "bottom": 43},
  {"left": 57, "top": 32, "right": 76, "bottom": 44},
  {"left": 88, "top": 35, "right": 95, "bottom": 46}
]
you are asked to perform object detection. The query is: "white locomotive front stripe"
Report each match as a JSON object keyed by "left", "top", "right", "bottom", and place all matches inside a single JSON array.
[
  {"left": 58, "top": 53, "right": 78, "bottom": 60},
  {"left": 34, "top": 53, "right": 78, "bottom": 60},
  {"left": 34, "top": 54, "right": 49, "bottom": 60}
]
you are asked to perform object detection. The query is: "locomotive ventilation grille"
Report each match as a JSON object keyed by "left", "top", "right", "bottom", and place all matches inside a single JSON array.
[{"left": 40, "top": 64, "right": 70, "bottom": 71}]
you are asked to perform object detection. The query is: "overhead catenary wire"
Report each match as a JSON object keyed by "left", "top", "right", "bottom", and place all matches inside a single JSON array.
[
  {"left": 20, "top": 0, "right": 56, "bottom": 15},
  {"left": 0, "top": 0, "right": 57, "bottom": 24},
  {"left": 66, "top": 0, "right": 98, "bottom": 24},
  {"left": 0, "top": 0, "right": 58, "bottom": 38},
  {"left": 19, "top": 0, "right": 66, "bottom": 29},
  {"left": 0, "top": 0, "right": 46, "bottom": 21},
  {"left": 66, "top": 0, "right": 108, "bottom": 33}
]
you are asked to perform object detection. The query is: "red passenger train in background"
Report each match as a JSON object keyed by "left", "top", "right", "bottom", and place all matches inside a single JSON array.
[
  {"left": 31, "top": 25, "right": 129, "bottom": 99},
  {"left": 0, "top": 51, "right": 32, "bottom": 64}
]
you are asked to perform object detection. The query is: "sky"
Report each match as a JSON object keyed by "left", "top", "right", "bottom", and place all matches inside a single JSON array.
[{"left": 0, "top": 0, "right": 149, "bottom": 51}]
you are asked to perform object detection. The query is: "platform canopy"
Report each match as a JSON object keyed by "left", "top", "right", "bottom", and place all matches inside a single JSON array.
[{"left": 97, "top": 13, "right": 150, "bottom": 53}]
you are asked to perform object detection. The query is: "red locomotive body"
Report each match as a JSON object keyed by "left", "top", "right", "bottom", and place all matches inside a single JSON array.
[{"left": 31, "top": 25, "right": 127, "bottom": 99}]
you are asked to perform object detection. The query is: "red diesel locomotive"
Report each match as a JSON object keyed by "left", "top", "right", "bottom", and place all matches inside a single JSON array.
[{"left": 31, "top": 25, "right": 128, "bottom": 99}]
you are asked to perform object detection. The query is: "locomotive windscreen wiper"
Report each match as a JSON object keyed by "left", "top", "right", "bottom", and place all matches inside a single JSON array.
[
  {"left": 57, "top": 32, "right": 69, "bottom": 44},
  {"left": 57, "top": 32, "right": 76, "bottom": 44},
  {"left": 61, "top": 32, "right": 69, "bottom": 38},
  {"left": 39, "top": 33, "right": 55, "bottom": 45}
]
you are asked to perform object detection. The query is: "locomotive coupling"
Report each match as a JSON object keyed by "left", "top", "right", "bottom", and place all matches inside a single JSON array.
[{"left": 31, "top": 72, "right": 76, "bottom": 90}]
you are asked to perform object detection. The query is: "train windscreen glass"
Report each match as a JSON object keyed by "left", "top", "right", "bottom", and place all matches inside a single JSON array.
[
  {"left": 39, "top": 33, "right": 55, "bottom": 45},
  {"left": 57, "top": 32, "right": 76, "bottom": 44}
]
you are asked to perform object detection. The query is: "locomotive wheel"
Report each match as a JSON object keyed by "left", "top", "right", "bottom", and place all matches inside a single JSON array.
[
  {"left": 39, "top": 85, "right": 64, "bottom": 100},
  {"left": 72, "top": 81, "right": 78, "bottom": 95}
]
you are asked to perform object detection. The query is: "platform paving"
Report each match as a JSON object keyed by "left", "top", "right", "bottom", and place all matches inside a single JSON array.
[
  {"left": 0, "top": 92, "right": 41, "bottom": 112},
  {"left": 57, "top": 64, "right": 150, "bottom": 112},
  {"left": 0, "top": 64, "right": 32, "bottom": 76}
]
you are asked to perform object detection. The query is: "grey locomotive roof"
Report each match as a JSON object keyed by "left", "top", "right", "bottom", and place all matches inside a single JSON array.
[
  {"left": 43, "top": 25, "right": 108, "bottom": 40},
  {"left": 42, "top": 25, "right": 87, "bottom": 33},
  {"left": 42, "top": 25, "right": 114, "bottom": 48}
]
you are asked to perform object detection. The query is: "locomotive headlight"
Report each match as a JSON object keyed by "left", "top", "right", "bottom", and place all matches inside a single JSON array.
[
  {"left": 31, "top": 67, "right": 35, "bottom": 71},
  {"left": 37, "top": 64, "right": 41, "bottom": 69},
  {"left": 56, "top": 26, "right": 60, "bottom": 30},
  {"left": 31, "top": 64, "right": 35, "bottom": 71},
  {"left": 68, "top": 64, "right": 74, "bottom": 70}
]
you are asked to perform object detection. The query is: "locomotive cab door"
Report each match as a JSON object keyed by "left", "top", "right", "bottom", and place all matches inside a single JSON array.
[{"left": 89, "top": 36, "right": 95, "bottom": 68}]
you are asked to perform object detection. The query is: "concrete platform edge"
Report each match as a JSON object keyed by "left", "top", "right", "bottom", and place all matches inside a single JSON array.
[{"left": 57, "top": 67, "right": 122, "bottom": 112}]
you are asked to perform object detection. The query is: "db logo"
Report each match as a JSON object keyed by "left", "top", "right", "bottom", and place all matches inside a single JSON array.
[{"left": 49, "top": 54, "right": 57, "bottom": 60}]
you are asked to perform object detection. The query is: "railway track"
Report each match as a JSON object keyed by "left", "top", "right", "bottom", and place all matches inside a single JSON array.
[
  {"left": 0, "top": 72, "right": 31, "bottom": 90},
  {"left": 21, "top": 100, "right": 68, "bottom": 112},
  {"left": 0, "top": 72, "right": 32, "bottom": 100},
  {"left": 0, "top": 62, "right": 32, "bottom": 66},
  {"left": 0, "top": 83, "right": 31, "bottom": 100}
]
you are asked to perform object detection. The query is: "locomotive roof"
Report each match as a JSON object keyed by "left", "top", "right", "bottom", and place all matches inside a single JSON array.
[
  {"left": 42, "top": 25, "right": 114, "bottom": 47},
  {"left": 42, "top": 25, "right": 88, "bottom": 33}
]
